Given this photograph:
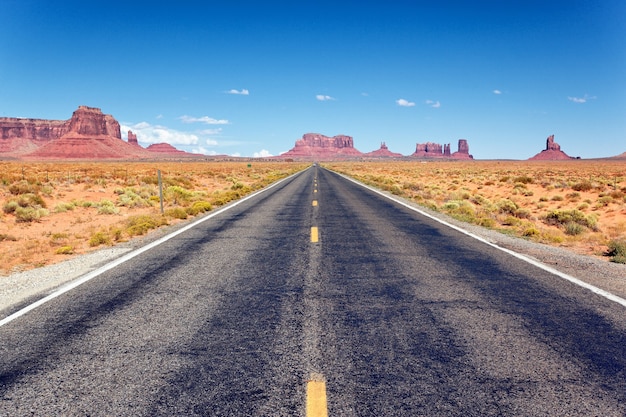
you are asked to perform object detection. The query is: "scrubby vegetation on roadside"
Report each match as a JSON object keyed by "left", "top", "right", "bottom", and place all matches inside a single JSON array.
[
  {"left": 325, "top": 160, "right": 626, "bottom": 262},
  {"left": 0, "top": 161, "right": 307, "bottom": 273}
]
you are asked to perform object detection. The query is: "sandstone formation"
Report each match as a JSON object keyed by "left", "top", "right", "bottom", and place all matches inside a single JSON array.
[
  {"left": 411, "top": 139, "right": 472, "bottom": 159},
  {"left": 0, "top": 114, "right": 69, "bottom": 156},
  {"left": 452, "top": 139, "right": 473, "bottom": 159},
  {"left": 279, "top": 133, "right": 363, "bottom": 159},
  {"left": 127, "top": 130, "right": 140, "bottom": 146},
  {"left": 528, "top": 135, "right": 574, "bottom": 160},
  {"left": 19, "top": 106, "right": 147, "bottom": 159},
  {"left": 146, "top": 143, "right": 190, "bottom": 154},
  {"left": 364, "top": 142, "right": 403, "bottom": 158},
  {"left": 0, "top": 106, "right": 197, "bottom": 160}
]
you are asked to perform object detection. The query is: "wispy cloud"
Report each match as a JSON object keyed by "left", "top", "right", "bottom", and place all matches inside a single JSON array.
[
  {"left": 426, "top": 100, "right": 441, "bottom": 108},
  {"left": 179, "top": 115, "right": 230, "bottom": 125},
  {"left": 493, "top": 89, "right": 502, "bottom": 95},
  {"left": 226, "top": 88, "right": 249, "bottom": 95},
  {"left": 316, "top": 94, "right": 335, "bottom": 101},
  {"left": 396, "top": 98, "right": 415, "bottom": 107},
  {"left": 121, "top": 122, "right": 199, "bottom": 145},
  {"left": 568, "top": 94, "right": 596, "bottom": 104},
  {"left": 198, "top": 128, "right": 223, "bottom": 135}
]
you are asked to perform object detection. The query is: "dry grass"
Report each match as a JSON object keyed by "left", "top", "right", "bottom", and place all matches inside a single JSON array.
[
  {"left": 0, "top": 161, "right": 307, "bottom": 274},
  {"left": 325, "top": 160, "right": 626, "bottom": 261}
]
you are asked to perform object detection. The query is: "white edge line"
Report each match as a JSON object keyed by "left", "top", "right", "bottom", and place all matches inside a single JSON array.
[
  {"left": 334, "top": 170, "right": 626, "bottom": 309},
  {"left": 0, "top": 168, "right": 308, "bottom": 327}
]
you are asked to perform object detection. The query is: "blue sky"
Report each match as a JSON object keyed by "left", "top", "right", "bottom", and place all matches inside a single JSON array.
[{"left": 1, "top": 0, "right": 624, "bottom": 159}]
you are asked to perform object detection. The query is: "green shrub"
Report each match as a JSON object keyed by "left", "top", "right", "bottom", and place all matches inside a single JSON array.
[
  {"left": 544, "top": 209, "right": 598, "bottom": 231},
  {"left": 3, "top": 200, "right": 19, "bottom": 214},
  {"left": 117, "top": 188, "right": 152, "bottom": 208},
  {"left": 165, "top": 185, "right": 193, "bottom": 204},
  {"left": 441, "top": 200, "right": 476, "bottom": 223},
  {"left": 596, "top": 196, "right": 613, "bottom": 207},
  {"left": 564, "top": 222, "right": 586, "bottom": 236},
  {"left": 187, "top": 201, "right": 213, "bottom": 215},
  {"left": 89, "top": 231, "right": 111, "bottom": 247},
  {"left": 165, "top": 207, "right": 188, "bottom": 219},
  {"left": 141, "top": 175, "right": 159, "bottom": 185},
  {"left": 389, "top": 184, "right": 404, "bottom": 195},
  {"left": 478, "top": 217, "right": 496, "bottom": 228},
  {"left": 496, "top": 199, "right": 518, "bottom": 215},
  {"left": 125, "top": 214, "right": 168, "bottom": 236},
  {"left": 54, "top": 202, "right": 76, "bottom": 213},
  {"left": 514, "top": 208, "right": 531, "bottom": 219},
  {"left": 522, "top": 226, "right": 540, "bottom": 237},
  {"left": 9, "top": 193, "right": 47, "bottom": 209},
  {"left": 513, "top": 176, "right": 533, "bottom": 184},
  {"left": 110, "top": 227, "right": 124, "bottom": 242},
  {"left": 571, "top": 181, "right": 593, "bottom": 192},
  {"left": 15, "top": 206, "right": 48, "bottom": 222},
  {"left": 56, "top": 246, "right": 74, "bottom": 255},
  {"left": 97, "top": 199, "right": 119, "bottom": 215},
  {"left": 606, "top": 240, "right": 626, "bottom": 263},
  {"left": 502, "top": 215, "right": 521, "bottom": 226},
  {"left": 8, "top": 181, "right": 39, "bottom": 195}
]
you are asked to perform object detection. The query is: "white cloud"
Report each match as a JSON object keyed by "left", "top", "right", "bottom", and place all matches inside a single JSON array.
[
  {"left": 121, "top": 122, "right": 199, "bottom": 145},
  {"left": 179, "top": 115, "right": 230, "bottom": 125},
  {"left": 396, "top": 98, "right": 415, "bottom": 107},
  {"left": 316, "top": 94, "right": 335, "bottom": 101},
  {"left": 568, "top": 94, "right": 596, "bottom": 104},
  {"left": 253, "top": 149, "right": 273, "bottom": 158},
  {"left": 192, "top": 146, "right": 218, "bottom": 155},
  {"left": 426, "top": 100, "right": 441, "bottom": 108},
  {"left": 493, "top": 89, "right": 502, "bottom": 95},
  {"left": 227, "top": 89, "right": 249, "bottom": 95}
]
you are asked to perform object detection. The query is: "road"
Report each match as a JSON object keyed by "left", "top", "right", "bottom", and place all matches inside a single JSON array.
[{"left": 1, "top": 165, "right": 625, "bottom": 416}]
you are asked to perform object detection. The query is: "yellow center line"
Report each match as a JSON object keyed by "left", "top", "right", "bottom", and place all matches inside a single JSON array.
[
  {"left": 310, "top": 226, "right": 319, "bottom": 243},
  {"left": 312, "top": 200, "right": 318, "bottom": 207},
  {"left": 306, "top": 379, "right": 328, "bottom": 417}
]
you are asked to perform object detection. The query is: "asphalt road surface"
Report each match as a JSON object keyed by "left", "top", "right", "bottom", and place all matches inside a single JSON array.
[{"left": 1, "top": 166, "right": 625, "bottom": 416}]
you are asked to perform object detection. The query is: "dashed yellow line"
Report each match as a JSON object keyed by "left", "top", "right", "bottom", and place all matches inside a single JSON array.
[
  {"left": 312, "top": 200, "right": 318, "bottom": 207},
  {"left": 306, "top": 378, "right": 328, "bottom": 417},
  {"left": 311, "top": 226, "right": 319, "bottom": 243}
]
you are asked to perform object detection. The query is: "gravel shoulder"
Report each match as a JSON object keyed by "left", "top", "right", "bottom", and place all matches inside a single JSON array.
[{"left": 2, "top": 188, "right": 625, "bottom": 319}]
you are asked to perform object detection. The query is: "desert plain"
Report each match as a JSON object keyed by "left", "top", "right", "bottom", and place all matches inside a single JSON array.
[
  {"left": 327, "top": 160, "right": 626, "bottom": 263},
  {"left": 1, "top": 159, "right": 625, "bottom": 275},
  {"left": 0, "top": 161, "right": 307, "bottom": 274}
]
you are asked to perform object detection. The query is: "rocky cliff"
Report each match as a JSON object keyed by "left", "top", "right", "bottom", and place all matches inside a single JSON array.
[
  {"left": 364, "top": 142, "right": 403, "bottom": 158},
  {"left": 0, "top": 106, "right": 197, "bottom": 160},
  {"left": 279, "top": 133, "right": 363, "bottom": 159},
  {"left": 528, "top": 135, "right": 574, "bottom": 160},
  {"left": 411, "top": 139, "right": 472, "bottom": 159}
]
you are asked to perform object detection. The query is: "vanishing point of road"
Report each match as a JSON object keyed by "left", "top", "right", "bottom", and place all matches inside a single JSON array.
[{"left": 1, "top": 166, "right": 625, "bottom": 416}]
